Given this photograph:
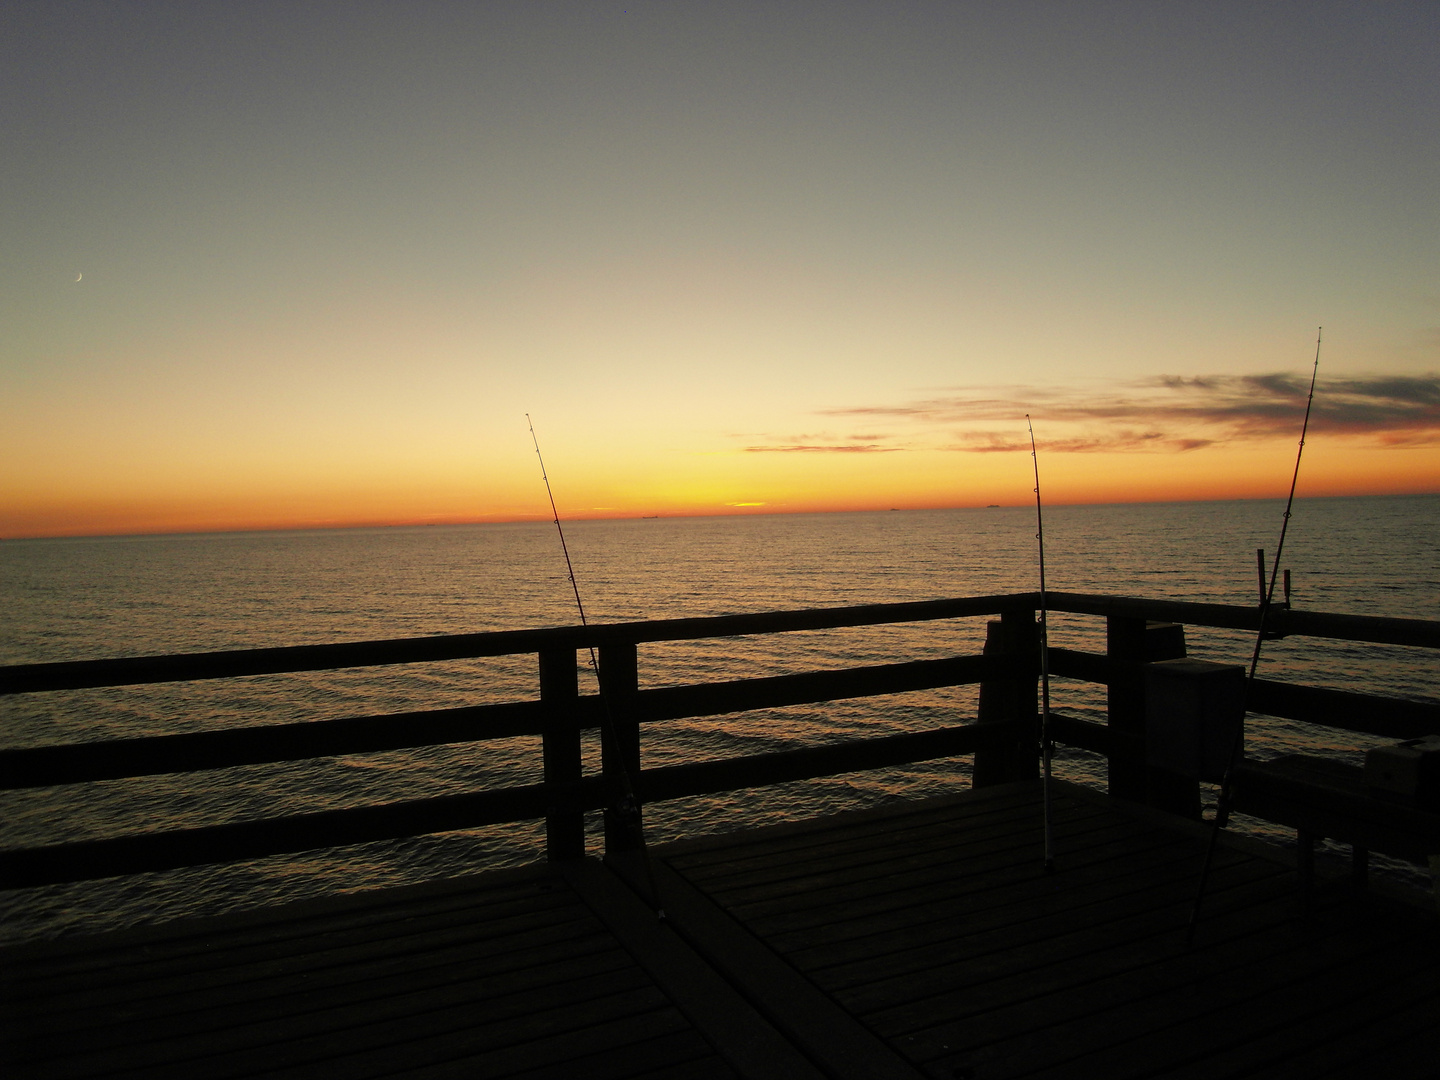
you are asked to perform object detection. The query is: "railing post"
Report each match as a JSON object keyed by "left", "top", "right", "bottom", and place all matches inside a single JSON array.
[
  {"left": 973, "top": 607, "right": 1039, "bottom": 787},
  {"left": 1106, "top": 618, "right": 1197, "bottom": 816},
  {"left": 598, "top": 642, "right": 645, "bottom": 854},
  {"left": 1107, "top": 616, "right": 1148, "bottom": 803},
  {"left": 540, "top": 648, "right": 584, "bottom": 861}
]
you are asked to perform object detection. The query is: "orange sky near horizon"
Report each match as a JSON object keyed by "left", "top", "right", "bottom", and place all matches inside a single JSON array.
[
  {"left": 3, "top": 4, "right": 1437, "bottom": 541},
  {"left": 7, "top": 431, "right": 1437, "bottom": 541}
]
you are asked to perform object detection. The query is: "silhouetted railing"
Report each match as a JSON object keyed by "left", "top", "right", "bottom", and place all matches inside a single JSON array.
[{"left": 2, "top": 592, "right": 1437, "bottom": 889}]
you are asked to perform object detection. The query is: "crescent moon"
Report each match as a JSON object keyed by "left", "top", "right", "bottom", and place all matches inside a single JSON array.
[{"left": 74, "top": 272, "right": 82, "bottom": 282}]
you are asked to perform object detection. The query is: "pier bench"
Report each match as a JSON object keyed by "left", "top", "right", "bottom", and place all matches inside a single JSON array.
[{"left": 1233, "top": 754, "right": 1440, "bottom": 903}]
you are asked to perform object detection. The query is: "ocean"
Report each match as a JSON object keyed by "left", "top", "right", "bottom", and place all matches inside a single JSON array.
[{"left": 2, "top": 495, "right": 1437, "bottom": 942}]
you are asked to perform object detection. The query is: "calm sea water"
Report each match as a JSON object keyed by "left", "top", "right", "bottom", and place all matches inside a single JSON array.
[{"left": 2, "top": 495, "right": 1437, "bottom": 941}]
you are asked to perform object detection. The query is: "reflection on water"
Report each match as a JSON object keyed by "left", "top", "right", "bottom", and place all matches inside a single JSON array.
[{"left": 1, "top": 495, "right": 1436, "bottom": 940}]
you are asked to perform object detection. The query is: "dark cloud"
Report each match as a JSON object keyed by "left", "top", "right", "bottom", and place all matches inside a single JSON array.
[
  {"left": 820, "top": 372, "right": 1440, "bottom": 452},
  {"left": 1151, "top": 373, "right": 1440, "bottom": 442}
]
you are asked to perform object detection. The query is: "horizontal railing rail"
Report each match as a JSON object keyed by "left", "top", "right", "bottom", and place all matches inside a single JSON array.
[
  {"left": 2, "top": 592, "right": 1436, "bottom": 892},
  {"left": 1046, "top": 592, "right": 1440, "bottom": 649},
  {"left": 0, "top": 654, "right": 1001, "bottom": 789},
  {"left": 1045, "top": 652, "right": 1440, "bottom": 741},
  {"left": 0, "top": 721, "right": 1023, "bottom": 889},
  {"left": 0, "top": 595, "right": 1027, "bottom": 695},
  {"left": 6, "top": 591, "right": 1432, "bottom": 698}
]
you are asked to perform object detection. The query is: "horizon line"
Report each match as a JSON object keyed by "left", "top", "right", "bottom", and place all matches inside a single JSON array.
[{"left": 3, "top": 489, "right": 1434, "bottom": 544}]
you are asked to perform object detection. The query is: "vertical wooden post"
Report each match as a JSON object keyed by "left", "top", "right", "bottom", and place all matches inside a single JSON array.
[
  {"left": 599, "top": 642, "right": 644, "bottom": 854},
  {"left": 1107, "top": 616, "right": 1148, "bottom": 803},
  {"left": 1106, "top": 618, "right": 1196, "bottom": 815},
  {"left": 973, "top": 607, "right": 1040, "bottom": 787},
  {"left": 540, "top": 648, "right": 584, "bottom": 861}
]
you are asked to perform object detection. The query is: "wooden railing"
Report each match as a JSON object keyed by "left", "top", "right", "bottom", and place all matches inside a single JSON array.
[{"left": 2, "top": 592, "right": 1437, "bottom": 890}]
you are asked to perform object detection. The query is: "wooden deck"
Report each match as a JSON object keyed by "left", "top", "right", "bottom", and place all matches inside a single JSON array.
[{"left": 4, "top": 781, "right": 1438, "bottom": 1080}]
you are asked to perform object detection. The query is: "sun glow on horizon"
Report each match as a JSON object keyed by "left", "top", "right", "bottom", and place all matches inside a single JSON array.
[{"left": 5, "top": 430, "right": 1435, "bottom": 541}]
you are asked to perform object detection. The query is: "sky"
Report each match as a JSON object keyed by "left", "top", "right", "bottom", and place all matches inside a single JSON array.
[{"left": 3, "top": 1, "right": 1438, "bottom": 539}]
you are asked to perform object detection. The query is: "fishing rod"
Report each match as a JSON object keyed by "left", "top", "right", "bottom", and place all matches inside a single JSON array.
[
  {"left": 528, "top": 415, "right": 592, "bottom": 631},
  {"left": 526, "top": 414, "right": 666, "bottom": 920},
  {"left": 1028, "top": 415, "right": 1056, "bottom": 873},
  {"left": 1186, "top": 328, "right": 1321, "bottom": 944}
]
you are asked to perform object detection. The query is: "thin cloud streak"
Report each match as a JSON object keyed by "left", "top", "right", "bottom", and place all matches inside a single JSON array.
[
  {"left": 820, "top": 372, "right": 1440, "bottom": 452},
  {"left": 744, "top": 444, "right": 904, "bottom": 454}
]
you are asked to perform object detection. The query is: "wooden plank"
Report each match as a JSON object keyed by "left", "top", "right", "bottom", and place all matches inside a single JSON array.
[
  {"left": 860, "top": 852, "right": 1295, "bottom": 1032},
  {"left": 601, "top": 643, "right": 645, "bottom": 854},
  {"left": 363, "top": 1009, "right": 708, "bottom": 1080},
  {"left": 558, "top": 858, "right": 824, "bottom": 1080},
  {"left": 698, "top": 813, "right": 1122, "bottom": 920},
  {"left": 0, "top": 700, "right": 548, "bottom": 789},
  {"left": 879, "top": 883, "right": 1311, "bottom": 1072},
  {"left": 0, "top": 781, "right": 601, "bottom": 888},
  {"left": 832, "top": 860, "right": 1287, "bottom": 1023},
  {"left": 540, "top": 647, "right": 585, "bottom": 861},
  {"left": 636, "top": 722, "right": 1016, "bottom": 806},
  {"left": 716, "top": 819, "right": 1165, "bottom": 942},
  {"left": 610, "top": 1052, "right": 742, "bottom": 1080},
  {"left": 668, "top": 785, "right": 1043, "bottom": 878},
  {"left": 860, "top": 902, "right": 1306, "bottom": 1060},
  {"left": 679, "top": 793, "right": 1099, "bottom": 897},
  {"left": 492, "top": 1029, "right": 737, "bottom": 1080},
  {"left": 230, "top": 1000, "right": 692, "bottom": 1080},
  {"left": 636, "top": 655, "right": 996, "bottom": 725},
  {"left": 606, "top": 851, "right": 928, "bottom": 1080},
  {"left": 1045, "top": 645, "right": 1112, "bottom": 683},
  {"left": 679, "top": 785, "right": 1092, "bottom": 877},
  {"left": 1045, "top": 592, "right": 1440, "bottom": 648},
  {"left": 1154, "top": 954, "right": 1440, "bottom": 1080},
  {"left": 1246, "top": 679, "right": 1440, "bottom": 738},
  {"left": 1233, "top": 756, "right": 1440, "bottom": 860},
  {"left": 1002, "top": 921, "right": 1430, "bottom": 1079},
  {"left": 10, "top": 909, "right": 615, "bottom": 1030},
  {"left": 909, "top": 887, "right": 1376, "bottom": 1077},
  {"left": 972, "top": 609, "right": 1039, "bottom": 786},
  {"left": 0, "top": 594, "right": 1028, "bottom": 693},
  {"left": 1259, "top": 965, "right": 1440, "bottom": 1079},
  {"left": 766, "top": 852, "right": 1249, "bottom": 984},
  {"left": 732, "top": 819, "right": 1188, "bottom": 945},
  {"left": 701, "top": 800, "right": 1127, "bottom": 911},
  {"left": 4, "top": 870, "right": 571, "bottom": 990},
  {"left": 799, "top": 853, "right": 1272, "bottom": 994},
  {"left": 10, "top": 589, "right": 1433, "bottom": 697},
  {"left": 7, "top": 869, "right": 561, "bottom": 967},
  {"left": 1, "top": 656, "right": 996, "bottom": 791},
  {"left": 1310, "top": 994, "right": 1440, "bottom": 1080},
  {"left": 1044, "top": 709, "right": 1114, "bottom": 754},
  {"left": 1317, "top": 1033, "right": 1437, "bottom": 1080},
  {"left": 6, "top": 945, "right": 640, "bottom": 1066},
  {"left": 2, "top": 860, "right": 744, "bottom": 1080},
  {"left": 4, "top": 876, "right": 625, "bottom": 1027},
  {"left": 9, "top": 969, "right": 671, "bottom": 1079}
]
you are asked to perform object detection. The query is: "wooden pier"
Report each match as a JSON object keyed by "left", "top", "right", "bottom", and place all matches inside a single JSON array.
[{"left": 3, "top": 592, "right": 1439, "bottom": 1077}]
